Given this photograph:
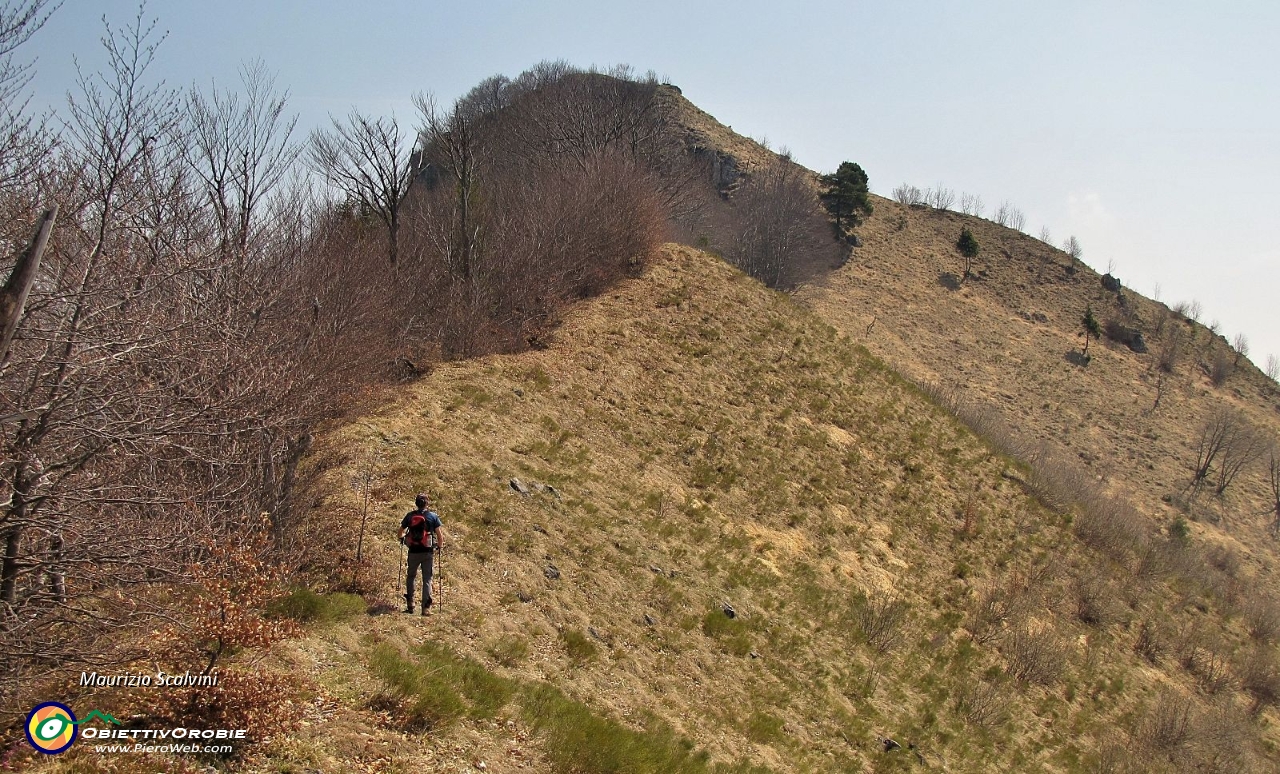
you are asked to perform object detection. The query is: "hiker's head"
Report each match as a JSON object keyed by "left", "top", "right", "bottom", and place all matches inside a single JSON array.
[{"left": 415, "top": 493, "right": 428, "bottom": 509}]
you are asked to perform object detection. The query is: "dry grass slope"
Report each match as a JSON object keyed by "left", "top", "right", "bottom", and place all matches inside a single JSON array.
[
  {"left": 799, "top": 198, "right": 1280, "bottom": 574},
  {"left": 31, "top": 245, "right": 1278, "bottom": 773},
  {"left": 139, "top": 245, "right": 1271, "bottom": 773}
]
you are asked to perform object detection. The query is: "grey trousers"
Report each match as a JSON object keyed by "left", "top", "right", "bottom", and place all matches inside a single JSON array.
[{"left": 406, "top": 550, "right": 434, "bottom": 608}]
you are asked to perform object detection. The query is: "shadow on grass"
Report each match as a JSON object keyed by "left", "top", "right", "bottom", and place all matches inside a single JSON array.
[
  {"left": 938, "top": 272, "right": 962, "bottom": 291},
  {"left": 1064, "top": 350, "right": 1091, "bottom": 367}
]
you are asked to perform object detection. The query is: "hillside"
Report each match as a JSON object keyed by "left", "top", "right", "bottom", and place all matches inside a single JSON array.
[
  {"left": 15, "top": 73, "right": 1280, "bottom": 774},
  {"left": 274, "top": 246, "right": 1279, "bottom": 773},
  {"left": 797, "top": 198, "right": 1280, "bottom": 575},
  {"left": 30, "top": 244, "right": 1278, "bottom": 773}
]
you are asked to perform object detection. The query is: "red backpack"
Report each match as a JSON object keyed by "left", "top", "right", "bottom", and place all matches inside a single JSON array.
[{"left": 406, "top": 513, "right": 434, "bottom": 549}]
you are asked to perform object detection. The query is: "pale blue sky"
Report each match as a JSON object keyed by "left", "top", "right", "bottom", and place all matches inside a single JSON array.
[{"left": 27, "top": 0, "right": 1280, "bottom": 368}]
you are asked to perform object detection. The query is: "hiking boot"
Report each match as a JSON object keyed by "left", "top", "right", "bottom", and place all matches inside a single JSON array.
[{"left": 404, "top": 594, "right": 414, "bottom": 614}]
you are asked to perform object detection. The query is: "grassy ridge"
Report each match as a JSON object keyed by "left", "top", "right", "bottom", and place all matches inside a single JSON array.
[{"left": 239, "top": 244, "right": 1278, "bottom": 773}]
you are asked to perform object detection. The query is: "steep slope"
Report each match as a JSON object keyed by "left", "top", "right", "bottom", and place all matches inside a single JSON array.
[
  {"left": 798, "top": 199, "right": 1280, "bottom": 572},
  {"left": 212, "top": 246, "right": 1277, "bottom": 773}
]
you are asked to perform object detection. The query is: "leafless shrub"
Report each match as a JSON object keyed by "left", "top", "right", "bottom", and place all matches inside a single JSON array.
[
  {"left": 1242, "top": 595, "right": 1280, "bottom": 644},
  {"left": 1072, "top": 572, "right": 1117, "bottom": 626},
  {"left": 723, "top": 158, "right": 841, "bottom": 289},
  {"left": 1238, "top": 648, "right": 1280, "bottom": 716},
  {"left": 1266, "top": 354, "right": 1279, "bottom": 382},
  {"left": 1074, "top": 495, "right": 1149, "bottom": 561},
  {"left": 929, "top": 185, "right": 956, "bottom": 210},
  {"left": 1133, "top": 620, "right": 1167, "bottom": 664},
  {"left": 1189, "top": 699, "right": 1254, "bottom": 774},
  {"left": 1175, "top": 626, "right": 1234, "bottom": 695},
  {"left": 1207, "top": 347, "right": 1234, "bottom": 387},
  {"left": 954, "top": 679, "right": 1009, "bottom": 727},
  {"left": 891, "top": 182, "right": 926, "bottom": 206},
  {"left": 853, "top": 592, "right": 909, "bottom": 653},
  {"left": 1187, "top": 299, "right": 1203, "bottom": 324},
  {"left": 1138, "top": 689, "right": 1195, "bottom": 757},
  {"left": 959, "top": 192, "right": 984, "bottom": 216},
  {"left": 994, "top": 201, "right": 1026, "bottom": 231},
  {"left": 1037, "top": 225, "right": 1051, "bottom": 243},
  {"left": 1135, "top": 538, "right": 1185, "bottom": 581},
  {"left": 967, "top": 578, "right": 1032, "bottom": 645},
  {"left": 1002, "top": 621, "right": 1067, "bottom": 685}
]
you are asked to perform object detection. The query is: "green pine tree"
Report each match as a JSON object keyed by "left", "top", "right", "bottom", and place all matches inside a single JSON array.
[
  {"left": 818, "top": 161, "right": 873, "bottom": 232},
  {"left": 956, "top": 228, "right": 980, "bottom": 279},
  {"left": 1081, "top": 305, "right": 1102, "bottom": 359}
]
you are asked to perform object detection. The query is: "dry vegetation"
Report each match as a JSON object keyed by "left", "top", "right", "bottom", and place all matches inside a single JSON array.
[
  {"left": 0, "top": 8, "right": 674, "bottom": 738},
  {"left": 28, "top": 245, "right": 1277, "bottom": 772},
  {"left": 8, "top": 4, "right": 1280, "bottom": 773}
]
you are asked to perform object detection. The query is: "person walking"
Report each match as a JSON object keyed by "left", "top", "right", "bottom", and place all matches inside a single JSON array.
[{"left": 399, "top": 493, "right": 444, "bottom": 615}]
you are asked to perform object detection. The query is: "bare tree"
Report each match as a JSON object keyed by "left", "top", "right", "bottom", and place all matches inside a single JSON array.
[
  {"left": 1038, "top": 225, "right": 1052, "bottom": 243},
  {"left": 412, "top": 92, "right": 483, "bottom": 286},
  {"left": 186, "top": 59, "right": 299, "bottom": 263},
  {"left": 995, "top": 201, "right": 1025, "bottom": 230},
  {"left": 1268, "top": 354, "right": 1279, "bottom": 382},
  {"left": 1187, "top": 299, "right": 1203, "bottom": 324},
  {"left": 1188, "top": 409, "right": 1260, "bottom": 496},
  {"left": 1217, "top": 424, "right": 1265, "bottom": 495},
  {"left": 1232, "top": 333, "right": 1249, "bottom": 367},
  {"left": 725, "top": 159, "right": 835, "bottom": 289},
  {"left": 929, "top": 184, "right": 955, "bottom": 210},
  {"left": 2, "top": 4, "right": 191, "bottom": 691},
  {"left": 308, "top": 109, "right": 411, "bottom": 265},
  {"left": 0, "top": 0, "right": 58, "bottom": 197},
  {"left": 892, "top": 183, "right": 924, "bottom": 206},
  {"left": 959, "top": 192, "right": 984, "bottom": 216},
  {"left": 1062, "top": 235, "right": 1082, "bottom": 261}
]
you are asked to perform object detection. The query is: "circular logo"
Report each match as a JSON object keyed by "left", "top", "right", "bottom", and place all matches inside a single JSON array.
[{"left": 24, "top": 702, "right": 78, "bottom": 754}]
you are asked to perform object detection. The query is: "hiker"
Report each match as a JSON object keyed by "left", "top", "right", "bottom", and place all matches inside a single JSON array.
[{"left": 399, "top": 493, "right": 444, "bottom": 614}]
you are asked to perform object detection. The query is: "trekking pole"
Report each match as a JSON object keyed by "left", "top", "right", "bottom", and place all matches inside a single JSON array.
[{"left": 397, "top": 539, "right": 405, "bottom": 598}]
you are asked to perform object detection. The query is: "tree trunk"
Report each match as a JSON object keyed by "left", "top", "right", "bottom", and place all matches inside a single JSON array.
[
  {"left": 0, "top": 525, "right": 20, "bottom": 608},
  {"left": 0, "top": 206, "right": 58, "bottom": 365}
]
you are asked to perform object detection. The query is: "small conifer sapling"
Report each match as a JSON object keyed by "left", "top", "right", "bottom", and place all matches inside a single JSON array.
[
  {"left": 1081, "top": 305, "right": 1101, "bottom": 361},
  {"left": 956, "top": 228, "right": 980, "bottom": 280}
]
